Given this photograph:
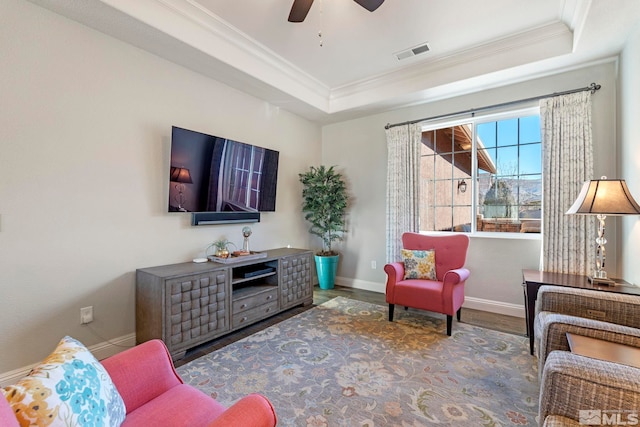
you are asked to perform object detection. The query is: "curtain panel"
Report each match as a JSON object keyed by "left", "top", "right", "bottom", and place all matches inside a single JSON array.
[
  {"left": 540, "top": 91, "right": 595, "bottom": 275},
  {"left": 385, "top": 123, "right": 422, "bottom": 263}
]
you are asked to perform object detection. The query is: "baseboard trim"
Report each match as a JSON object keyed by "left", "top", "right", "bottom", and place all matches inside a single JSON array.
[
  {"left": 462, "top": 297, "right": 525, "bottom": 318},
  {"left": 87, "top": 333, "right": 137, "bottom": 361},
  {"left": 334, "top": 277, "right": 525, "bottom": 318},
  {"left": 334, "top": 276, "right": 385, "bottom": 293},
  {"left": 0, "top": 333, "right": 136, "bottom": 388}
]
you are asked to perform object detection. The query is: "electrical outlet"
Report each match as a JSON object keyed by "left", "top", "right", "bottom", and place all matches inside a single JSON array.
[
  {"left": 371, "top": 260, "right": 377, "bottom": 269},
  {"left": 80, "top": 306, "right": 93, "bottom": 324},
  {"left": 586, "top": 309, "right": 606, "bottom": 320}
]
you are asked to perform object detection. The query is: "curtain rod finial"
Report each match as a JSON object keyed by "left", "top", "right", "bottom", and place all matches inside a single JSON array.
[{"left": 590, "top": 83, "right": 601, "bottom": 93}]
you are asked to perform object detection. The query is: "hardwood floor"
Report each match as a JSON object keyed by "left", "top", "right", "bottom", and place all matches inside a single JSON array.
[{"left": 175, "top": 285, "right": 526, "bottom": 367}]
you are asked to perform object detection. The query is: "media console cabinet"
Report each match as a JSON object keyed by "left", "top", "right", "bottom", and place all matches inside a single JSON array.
[{"left": 136, "top": 247, "right": 313, "bottom": 360}]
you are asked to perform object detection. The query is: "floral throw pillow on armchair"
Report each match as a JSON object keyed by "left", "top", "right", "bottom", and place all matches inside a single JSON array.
[
  {"left": 401, "top": 249, "right": 437, "bottom": 280},
  {"left": 1, "top": 336, "right": 126, "bottom": 427}
]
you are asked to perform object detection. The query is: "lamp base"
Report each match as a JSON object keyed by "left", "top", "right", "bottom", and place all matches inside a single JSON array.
[{"left": 588, "top": 275, "right": 615, "bottom": 286}]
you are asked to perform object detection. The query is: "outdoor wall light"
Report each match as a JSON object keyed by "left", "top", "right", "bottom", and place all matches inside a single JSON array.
[{"left": 458, "top": 179, "right": 467, "bottom": 193}]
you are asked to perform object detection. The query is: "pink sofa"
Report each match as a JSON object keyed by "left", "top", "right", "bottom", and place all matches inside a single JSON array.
[{"left": 1, "top": 339, "right": 277, "bottom": 427}]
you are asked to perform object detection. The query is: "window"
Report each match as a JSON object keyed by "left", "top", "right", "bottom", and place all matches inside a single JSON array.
[
  {"left": 224, "top": 143, "right": 264, "bottom": 211},
  {"left": 420, "top": 108, "right": 541, "bottom": 234}
]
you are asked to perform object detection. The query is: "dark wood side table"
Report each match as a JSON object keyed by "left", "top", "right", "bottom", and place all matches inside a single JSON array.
[
  {"left": 566, "top": 332, "right": 640, "bottom": 369},
  {"left": 522, "top": 269, "right": 640, "bottom": 355}
]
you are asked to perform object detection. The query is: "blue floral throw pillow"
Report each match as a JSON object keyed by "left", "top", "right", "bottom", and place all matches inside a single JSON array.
[
  {"left": 2, "top": 336, "right": 126, "bottom": 427},
  {"left": 402, "top": 249, "right": 437, "bottom": 280}
]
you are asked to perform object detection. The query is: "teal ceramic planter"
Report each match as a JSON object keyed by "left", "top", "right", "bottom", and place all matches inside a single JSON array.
[{"left": 315, "top": 254, "right": 339, "bottom": 290}]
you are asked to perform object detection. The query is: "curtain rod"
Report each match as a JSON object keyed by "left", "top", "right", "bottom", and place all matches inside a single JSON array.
[{"left": 384, "top": 82, "right": 601, "bottom": 130}]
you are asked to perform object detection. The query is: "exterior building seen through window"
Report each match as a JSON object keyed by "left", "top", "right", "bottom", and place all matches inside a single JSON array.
[{"left": 420, "top": 109, "right": 541, "bottom": 234}]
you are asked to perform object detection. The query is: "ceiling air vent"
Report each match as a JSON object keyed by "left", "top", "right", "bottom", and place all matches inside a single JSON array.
[{"left": 395, "top": 42, "right": 430, "bottom": 61}]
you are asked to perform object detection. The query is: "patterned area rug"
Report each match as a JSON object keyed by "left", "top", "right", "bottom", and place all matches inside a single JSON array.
[{"left": 177, "top": 297, "right": 539, "bottom": 426}]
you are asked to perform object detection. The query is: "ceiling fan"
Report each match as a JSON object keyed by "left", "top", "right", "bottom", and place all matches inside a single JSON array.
[{"left": 288, "top": 0, "right": 385, "bottom": 23}]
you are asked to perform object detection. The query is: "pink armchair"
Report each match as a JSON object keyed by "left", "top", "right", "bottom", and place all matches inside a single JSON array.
[
  {"left": 384, "top": 232, "right": 470, "bottom": 336},
  {"left": 1, "top": 339, "right": 276, "bottom": 427}
]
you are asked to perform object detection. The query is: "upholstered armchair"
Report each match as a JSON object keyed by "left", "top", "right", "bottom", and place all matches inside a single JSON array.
[
  {"left": 540, "top": 351, "right": 640, "bottom": 427},
  {"left": 1, "top": 338, "right": 277, "bottom": 427},
  {"left": 534, "top": 285, "right": 640, "bottom": 373},
  {"left": 384, "top": 232, "right": 470, "bottom": 336},
  {"left": 535, "top": 285, "right": 640, "bottom": 426}
]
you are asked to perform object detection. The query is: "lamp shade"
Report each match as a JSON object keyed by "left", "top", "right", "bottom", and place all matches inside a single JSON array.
[
  {"left": 566, "top": 178, "right": 640, "bottom": 215},
  {"left": 170, "top": 167, "right": 193, "bottom": 184}
]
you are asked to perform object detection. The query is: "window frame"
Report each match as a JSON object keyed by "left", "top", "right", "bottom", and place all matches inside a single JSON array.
[{"left": 419, "top": 105, "right": 542, "bottom": 239}]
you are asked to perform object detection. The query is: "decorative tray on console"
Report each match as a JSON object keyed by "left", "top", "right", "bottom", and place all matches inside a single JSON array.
[{"left": 208, "top": 251, "right": 267, "bottom": 264}]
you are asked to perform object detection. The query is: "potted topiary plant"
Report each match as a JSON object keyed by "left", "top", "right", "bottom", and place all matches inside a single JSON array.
[{"left": 298, "top": 165, "right": 348, "bottom": 289}]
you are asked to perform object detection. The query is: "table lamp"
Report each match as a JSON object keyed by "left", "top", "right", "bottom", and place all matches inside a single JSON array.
[
  {"left": 566, "top": 177, "right": 640, "bottom": 284},
  {"left": 170, "top": 167, "right": 193, "bottom": 211}
]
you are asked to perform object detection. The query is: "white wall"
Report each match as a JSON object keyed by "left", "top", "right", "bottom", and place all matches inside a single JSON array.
[
  {"left": 619, "top": 22, "right": 640, "bottom": 284},
  {"left": 0, "top": 0, "right": 320, "bottom": 374},
  {"left": 323, "top": 61, "right": 620, "bottom": 314}
]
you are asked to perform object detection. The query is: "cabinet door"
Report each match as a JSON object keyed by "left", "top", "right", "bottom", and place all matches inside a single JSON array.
[
  {"left": 166, "top": 269, "right": 229, "bottom": 352},
  {"left": 280, "top": 253, "right": 312, "bottom": 308}
]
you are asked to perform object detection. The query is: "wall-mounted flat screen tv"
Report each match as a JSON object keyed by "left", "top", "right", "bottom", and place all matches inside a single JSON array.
[{"left": 168, "top": 126, "right": 279, "bottom": 218}]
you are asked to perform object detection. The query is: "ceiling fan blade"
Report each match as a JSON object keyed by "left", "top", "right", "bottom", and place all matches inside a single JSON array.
[
  {"left": 353, "top": 0, "right": 384, "bottom": 12},
  {"left": 288, "top": 0, "right": 314, "bottom": 22}
]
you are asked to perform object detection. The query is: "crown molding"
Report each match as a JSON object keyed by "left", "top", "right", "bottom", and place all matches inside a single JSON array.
[
  {"left": 37, "top": 0, "right": 575, "bottom": 117},
  {"left": 152, "top": 3, "right": 575, "bottom": 115},
  {"left": 26, "top": 0, "right": 617, "bottom": 124},
  {"left": 156, "top": 0, "right": 330, "bottom": 91},
  {"left": 561, "top": 0, "right": 592, "bottom": 51},
  {"left": 328, "top": 21, "right": 574, "bottom": 113},
  {"left": 26, "top": 0, "right": 331, "bottom": 119},
  {"left": 369, "top": 55, "right": 618, "bottom": 117}
]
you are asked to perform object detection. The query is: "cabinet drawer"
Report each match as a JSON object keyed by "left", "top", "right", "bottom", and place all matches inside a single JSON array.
[
  {"left": 233, "top": 301, "right": 278, "bottom": 328},
  {"left": 233, "top": 287, "right": 278, "bottom": 314}
]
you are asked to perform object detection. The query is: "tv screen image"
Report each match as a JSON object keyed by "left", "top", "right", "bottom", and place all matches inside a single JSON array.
[{"left": 168, "top": 126, "right": 279, "bottom": 215}]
